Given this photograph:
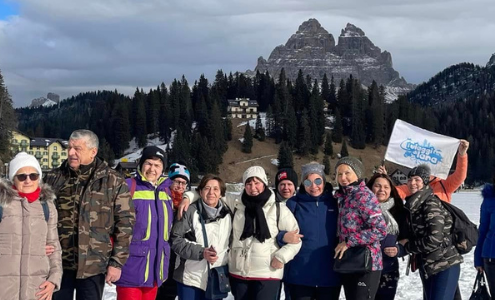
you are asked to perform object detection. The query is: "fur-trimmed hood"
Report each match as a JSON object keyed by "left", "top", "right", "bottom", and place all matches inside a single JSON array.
[
  {"left": 482, "top": 184, "right": 495, "bottom": 199},
  {"left": 0, "top": 178, "right": 56, "bottom": 207}
]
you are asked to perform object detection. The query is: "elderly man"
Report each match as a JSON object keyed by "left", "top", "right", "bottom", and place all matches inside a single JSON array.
[{"left": 45, "top": 129, "right": 135, "bottom": 300}]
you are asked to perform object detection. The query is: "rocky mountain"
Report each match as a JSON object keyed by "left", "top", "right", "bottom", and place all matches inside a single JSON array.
[
  {"left": 250, "top": 19, "right": 414, "bottom": 93},
  {"left": 407, "top": 62, "right": 495, "bottom": 106},
  {"left": 488, "top": 53, "right": 495, "bottom": 68},
  {"left": 29, "top": 93, "right": 60, "bottom": 108}
]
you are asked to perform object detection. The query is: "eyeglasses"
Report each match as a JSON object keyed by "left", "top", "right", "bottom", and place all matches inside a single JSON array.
[
  {"left": 303, "top": 178, "right": 323, "bottom": 187},
  {"left": 173, "top": 180, "right": 188, "bottom": 187},
  {"left": 15, "top": 173, "right": 40, "bottom": 182}
]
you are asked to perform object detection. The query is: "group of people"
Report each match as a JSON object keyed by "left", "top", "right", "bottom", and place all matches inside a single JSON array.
[{"left": 0, "top": 129, "right": 489, "bottom": 300}]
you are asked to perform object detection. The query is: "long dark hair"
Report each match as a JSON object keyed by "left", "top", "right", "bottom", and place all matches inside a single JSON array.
[{"left": 367, "top": 173, "right": 404, "bottom": 219}]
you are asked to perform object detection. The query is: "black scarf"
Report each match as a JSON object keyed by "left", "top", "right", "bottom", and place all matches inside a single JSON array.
[{"left": 240, "top": 187, "right": 272, "bottom": 243}]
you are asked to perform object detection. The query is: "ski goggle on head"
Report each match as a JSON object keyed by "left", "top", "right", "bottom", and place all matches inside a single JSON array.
[{"left": 303, "top": 177, "right": 323, "bottom": 187}]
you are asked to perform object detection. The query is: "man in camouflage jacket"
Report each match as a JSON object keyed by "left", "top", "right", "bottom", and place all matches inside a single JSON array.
[{"left": 45, "top": 129, "right": 135, "bottom": 300}]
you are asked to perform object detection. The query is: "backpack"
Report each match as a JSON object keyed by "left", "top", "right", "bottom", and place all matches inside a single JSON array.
[
  {"left": 0, "top": 201, "right": 50, "bottom": 223},
  {"left": 440, "top": 200, "right": 479, "bottom": 255}
]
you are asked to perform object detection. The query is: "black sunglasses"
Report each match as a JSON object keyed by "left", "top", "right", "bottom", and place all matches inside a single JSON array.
[{"left": 15, "top": 173, "right": 40, "bottom": 182}]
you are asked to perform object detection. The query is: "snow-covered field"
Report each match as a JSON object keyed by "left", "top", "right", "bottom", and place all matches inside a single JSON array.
[{"left": 102, "top": 191, "right": 482, "bottom": 300}]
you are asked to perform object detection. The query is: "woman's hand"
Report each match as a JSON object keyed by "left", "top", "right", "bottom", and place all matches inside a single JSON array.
[
  {"left": 283, "top": 230, "right": 304, "bottom": 244},
  {"left": 334, "top": 242, "right": 348, "bottom": 259},
  {"left": 178, "top": 197, "right": 191, "bottom": 220},
  {"left": 45, "top": 245, "right": 55, "bottom": 256},
  {"left": 384, "top": 247, "right": 398, "bottom": 257},
  {"left": 203, "top": 246, "right": 218, "bottom": 264},
  {"left": 398, "top": 239, "right": 408, "bottom": 246},
  {"left": 36, "top": 281, "right": 55, "bottom": 300},
  {"left": 270, "top": 257, "right": 283, "bottom": 269},
  {"left": 458, "top": 139, "right": 469, "bottom": 156}
]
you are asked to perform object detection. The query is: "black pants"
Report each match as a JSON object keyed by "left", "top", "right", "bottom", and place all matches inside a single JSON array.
[
  {"left": 156, "top": 251, "right": 178, "bottom": 300},
  {"left": 288, "top": 283, "right": 341, "bottom": 300},
  {"left": 53, "top": 269, "right": 105, "bottom": 300},
  {"left": 375, "top": 269, "right": 399, "bottom": 300},
  {"left": 230, "top": 276, "right": 281, "bottom": 300},
  {"left": 341, "top": 270, "right": 381, "bottom": 300},
  {"left": 277, "top": 282, "right": 291, "bottom": 300}
]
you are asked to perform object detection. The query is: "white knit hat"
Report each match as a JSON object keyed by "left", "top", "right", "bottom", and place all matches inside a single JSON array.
[
  {"left": 9, "top": 152, "right": 42, "bottom": 181},
  {"left": 242, "top": 166, "right": 268, "bottom": 186}
]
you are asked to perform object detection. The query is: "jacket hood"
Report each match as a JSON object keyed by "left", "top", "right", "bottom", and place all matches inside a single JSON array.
[
  {"left": 0, "top": 179, "right": 56, "bottom": 206},
  {"left": 482, "top": 184, "right": 495, "bottom": 198}
]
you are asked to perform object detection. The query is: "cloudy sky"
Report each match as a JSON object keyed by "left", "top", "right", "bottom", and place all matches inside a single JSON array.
[{"left": 1, "top": 0, "right": 494, "bottom": 107}]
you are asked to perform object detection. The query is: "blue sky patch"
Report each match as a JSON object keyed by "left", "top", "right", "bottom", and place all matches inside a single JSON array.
[{"left": 0, "top": 0, "right": 19, "bottom": 20}]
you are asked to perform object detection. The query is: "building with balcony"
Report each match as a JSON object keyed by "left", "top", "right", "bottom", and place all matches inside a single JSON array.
[
  {"left": 227, "top": 98, "right": 259, "bottom": 119},
  {"left": 10, "top": 131, "right": 68, "bottom": 170}
]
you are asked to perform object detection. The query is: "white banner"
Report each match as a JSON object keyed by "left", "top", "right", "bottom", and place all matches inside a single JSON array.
[{"left": 384, "top": 119, "right": 460, "bottom": 180}]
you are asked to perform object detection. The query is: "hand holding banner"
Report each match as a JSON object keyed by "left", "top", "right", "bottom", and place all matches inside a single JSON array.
[{"left": 384, "top": 119, "right": 460, "bottom": 180}]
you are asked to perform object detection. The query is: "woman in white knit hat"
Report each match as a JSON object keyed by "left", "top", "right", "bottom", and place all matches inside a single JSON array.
[
  {"left": 0, "top": 152, "right": 62, "bottom": 300},
  {"left": 178, "top": 166, "right": 301, "bottom": 300}
]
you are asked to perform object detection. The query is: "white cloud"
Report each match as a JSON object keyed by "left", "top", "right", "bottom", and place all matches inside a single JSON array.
[{"left": 1, "top": 0, "right": 494, "bottom": 106}]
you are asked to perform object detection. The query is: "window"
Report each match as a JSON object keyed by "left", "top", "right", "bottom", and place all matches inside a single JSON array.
[
  {"left": 43, "top": 158, "right": 48, "bottom": 162},
  {"left": 28, "top": 151, "right": 33, "bottom": 155},
  {"left": 54, "top": 146, "right": 57, "bottom": 150}
]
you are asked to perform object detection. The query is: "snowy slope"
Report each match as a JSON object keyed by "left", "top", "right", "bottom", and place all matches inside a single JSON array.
[{"left": 101, "top": 191, "right": 482, "bottom": 300}]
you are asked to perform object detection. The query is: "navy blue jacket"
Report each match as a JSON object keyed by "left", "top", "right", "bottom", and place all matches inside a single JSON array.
[
  {"left": 283, "top": 183, "right": 340, "bottom": 287},
  {"left": 475, "top": 184, "right": 495, "bottom": 267}
]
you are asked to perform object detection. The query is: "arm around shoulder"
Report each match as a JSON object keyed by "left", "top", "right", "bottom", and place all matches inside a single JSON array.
[
  {"left": 111, "top": 177, "right": 135, "bottom": 268},
  {"left": 273, "top": 203, "right": 301, "bottom": 264}
]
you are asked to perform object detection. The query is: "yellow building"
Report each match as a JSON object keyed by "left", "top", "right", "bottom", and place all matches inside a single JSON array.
[
  {"left": 10, "top": 130, "right": 68, "bottom": 170},
  {"left": 227, "top": 98, "right": 259, "bottom": 119}
]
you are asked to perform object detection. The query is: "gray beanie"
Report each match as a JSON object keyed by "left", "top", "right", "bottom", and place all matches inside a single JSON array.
[
  {"left": 408, "top": 164, "right": 431, "bottom": 185},
  {"left": 301, "top": 162, "right": 326, "bottom": 182},
  {"left": 335, "top": 156, "right": 364, "bottom": 179}
]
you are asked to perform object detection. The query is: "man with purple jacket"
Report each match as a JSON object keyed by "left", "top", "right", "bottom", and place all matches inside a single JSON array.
[{"left": 115, "top": 146, "right": 174, "bottom": 300}]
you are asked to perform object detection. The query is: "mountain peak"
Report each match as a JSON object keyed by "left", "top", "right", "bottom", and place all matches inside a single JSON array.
[
  {"left": 340, "top": 23, "right": 366, "bottom": 37},
  {"left": 297, "top": 18, "right": 325, "bottom": 34},
  {"left": 487, "top": 53, "right": 495, "bottom": 68}
]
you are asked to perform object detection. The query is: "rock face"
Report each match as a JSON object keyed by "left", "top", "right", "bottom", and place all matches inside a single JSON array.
[
  {"left": 252, "top": 19, "right": 413, "bottom": 91},
  {"left": 29, "top": 93, "right": 59, "bottom": 108},
  {"left": 487, "top": 53, "right": 495, "bottom": 68}
]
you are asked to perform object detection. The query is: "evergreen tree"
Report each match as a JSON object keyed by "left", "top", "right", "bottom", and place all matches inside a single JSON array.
[
  {"left": 321, "top": 73, "right": 330, "bottom": 104},
  {"left": 265, "top": 105, "right": 274, "bottom": 137},
  {"left": 223, "top": 118, "right": 232, "bottom": 141},
  {"left": 332, "top": 109, "right": 343, "bottom": 143},
  {"left": 255, "top": 114, "right": 265, "bottom": 141},
  {"left": 98, "top": 138, "right": 116, "bottom": 166},
  {"left": 283, "top": 102, "right": 298, "bottom": 147},
  {"left": 158, "top": 83, "right": 170, "bottom": 142},
  {"left": 297, "top": 110, "right": 311, "bottom": 156},
  {"left": 340, "top": 139, "right": 349, "bottom": 158},
  {"left": 323, "top": 155, "right": 331, "bottom": 175},
  {"left": 350, "top": 79, "right": 366, "bottom": 149},
  {"left": 110, "top": 95, "right": 131, "bottom": 157},
  {"left": 277, "top": 142, "right": 294, "bottom": 169},
  {"left": 133, "top": 89, "right": 147, "bottom": 147},
  {"left": 293, "top": 69, "right": 309, "bottom": 111},
  {"left": 0, "top": 70, "right": 16, "bottom": 161},
  {"left": 328, "top": 76, "right": 337, "bottom": 112},
  {"left": 242, "top": 124, "right": 253, "bottom": 153},
  {"left": 324, "top": 132, "right": 334, "bottom": 156}
]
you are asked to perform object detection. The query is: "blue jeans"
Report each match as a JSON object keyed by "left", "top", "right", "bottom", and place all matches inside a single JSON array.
[
  {"left": 420, "top": 264, "right": 460, "bottom": 300},
  {"left": 176, "top": 282, "right": 207, "bottom": 300}
]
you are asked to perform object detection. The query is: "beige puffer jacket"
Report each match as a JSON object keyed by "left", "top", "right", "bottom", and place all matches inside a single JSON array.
[{"left": 0, "top": 179, "right": 62, "bottom": 300}]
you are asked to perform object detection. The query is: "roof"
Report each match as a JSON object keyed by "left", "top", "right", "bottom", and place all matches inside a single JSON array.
[
  {"left": 30, "top": 137, "right": 68, "bottom": 148},
  {"left": 227, "top": 98, "right": 259, "bottom": 107}
]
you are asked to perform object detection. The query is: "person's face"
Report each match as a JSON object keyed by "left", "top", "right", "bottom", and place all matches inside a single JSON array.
[
  {"left": 200, "top": 179, "right": 221, "bottom": 207},
  {"left": 14, "top": 166, "right": 40, "bottom": 194},
  {"left": 67, "top": 138, "right": 97, "bottom": 170},
  {"left": 407, "top": 176, "right": 424, "bottom": 194},
  {"left": 245, "top": 177, "right": 265, "bottom": 196},
  {"left": 336, "top": 164, "right": 358, "bottom": 186},
  {"left": 141, "top": 158, "right": 163, "bottom": 184},
  {"left": 372, "top": 177, "right": 391, "bottom": 203},
  {"left": 277, "top": 180, "right": 295, "bottom": 199},
  {"left": 171, "top": 177, "right": 188, "bottom": 193},
  {"left": 303, "top": 174, "right": 324, "bottom": 197}
]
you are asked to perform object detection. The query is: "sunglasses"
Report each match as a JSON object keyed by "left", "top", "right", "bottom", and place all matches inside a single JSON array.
[
  {"left": 303, "top": 178, "right": 323, "bottom": 187},
  {"left": 15, "top": 173, "right": 40, "bottom": 182},
  {"left": 173, "top": 180, "right": 188, "bottom": 187}
]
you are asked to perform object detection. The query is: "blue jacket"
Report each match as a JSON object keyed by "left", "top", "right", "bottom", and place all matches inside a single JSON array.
[
  {"left": 116, "top": 172, "right": 174, "bottom": 288},
  {"left": 475, "top": 184, "right": 495, "bottom": 267},
  {"left": 283, "top": 183, "right": 340, "bottom": 287}
]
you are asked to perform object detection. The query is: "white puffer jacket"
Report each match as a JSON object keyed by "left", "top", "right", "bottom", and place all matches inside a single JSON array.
[{"left": 184, "top": 190, "right": 301, "bottom": 280}]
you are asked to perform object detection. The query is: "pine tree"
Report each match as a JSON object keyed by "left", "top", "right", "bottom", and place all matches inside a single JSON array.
[
  {"left": 277, "top": 142, "right": 294, "bottom": 169},
  {"left": 328, "top": 76, "right": 337, "bottom": 112},
  {"left": 255, "top": 114, "right": 265, "bottom": 141},
  {"left": 98, "top": 138, "right": 116, "bottom": 166},
  {"left": 297, "top": 110, "right": 311, "bottom": 156},
  {"left": 324, "top": 132, "right": 334, "bottom": 156},
  {"left": 323, "top": 155, "right": 331, "bottom": 175},
  {"left": 0, "top": 70, "right": 16, "bottom": 161},
  {"left": 332, "top": 109, "right": 343, "bottom": 143},
  {"left": 110, "top": 95, "right": 131, "bottom": 157},
  {"left": 242, "top": 124, "right": 253, "bottom": 153},
  {"left": 265, "top": 105, "right": 274, "bottom": 137},
  {"left": 133, "top": 89, "right": 147, "bottom": 147},
  {"left": 284, "top": 102, "right": 298, "bottom": 147},
  {"left": 340, "top": 139, "right": 349, "bottom": 158},
  {"left": 158, "top": 83, "right": 170, "bottom": 142},
  {"left": 223, "top": 118, "right": 232, "bottom": 141}
]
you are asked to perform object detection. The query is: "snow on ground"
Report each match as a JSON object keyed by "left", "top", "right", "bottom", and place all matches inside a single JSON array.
[
  {"left": 117, "top": 132, "right": 175, "bottom": 164},
  {"left": 102, "top": 191, "right": 482, "bottom": 300},
  {"left": 271, "top": 158, "right": 279, "bottom": 166}
]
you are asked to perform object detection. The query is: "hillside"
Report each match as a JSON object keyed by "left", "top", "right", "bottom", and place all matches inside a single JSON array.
[{"left": 217, "top": 119, "right": 386, "bottom": 185}]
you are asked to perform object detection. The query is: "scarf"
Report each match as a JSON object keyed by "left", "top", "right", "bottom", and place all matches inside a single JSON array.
[
  {"left": 240, "top": 187, "right": 272, "bottom": 243},
  {"left": 170, "top": 189, "right": 183, "bottom": 210},
  {"left": 201, "top": 199, "right": 224, "bottom": 220},
  {"left": 380, "top": 198, "right": 399, "bottom": 235},
  {"left": 14, "top": 186, "right": 41, "bottom": 203}
]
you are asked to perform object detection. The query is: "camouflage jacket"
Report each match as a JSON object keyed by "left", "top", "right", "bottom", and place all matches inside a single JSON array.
[
  {"left": 404, "top": 187, "right": 463, "bottom": 278},
  {"left": 44, "top": 157, "right": 135, "bottom": 279}
]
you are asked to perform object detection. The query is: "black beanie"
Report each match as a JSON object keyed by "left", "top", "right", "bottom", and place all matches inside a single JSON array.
[
  {"left": 408, "top": 164, "right": 431, "bottom": 185},
  {"left": 275, "top": 168, "right": 298, "bottom": 188},
  {"left": 139, "top": 146, "right": 167, "bottom": 170}
]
